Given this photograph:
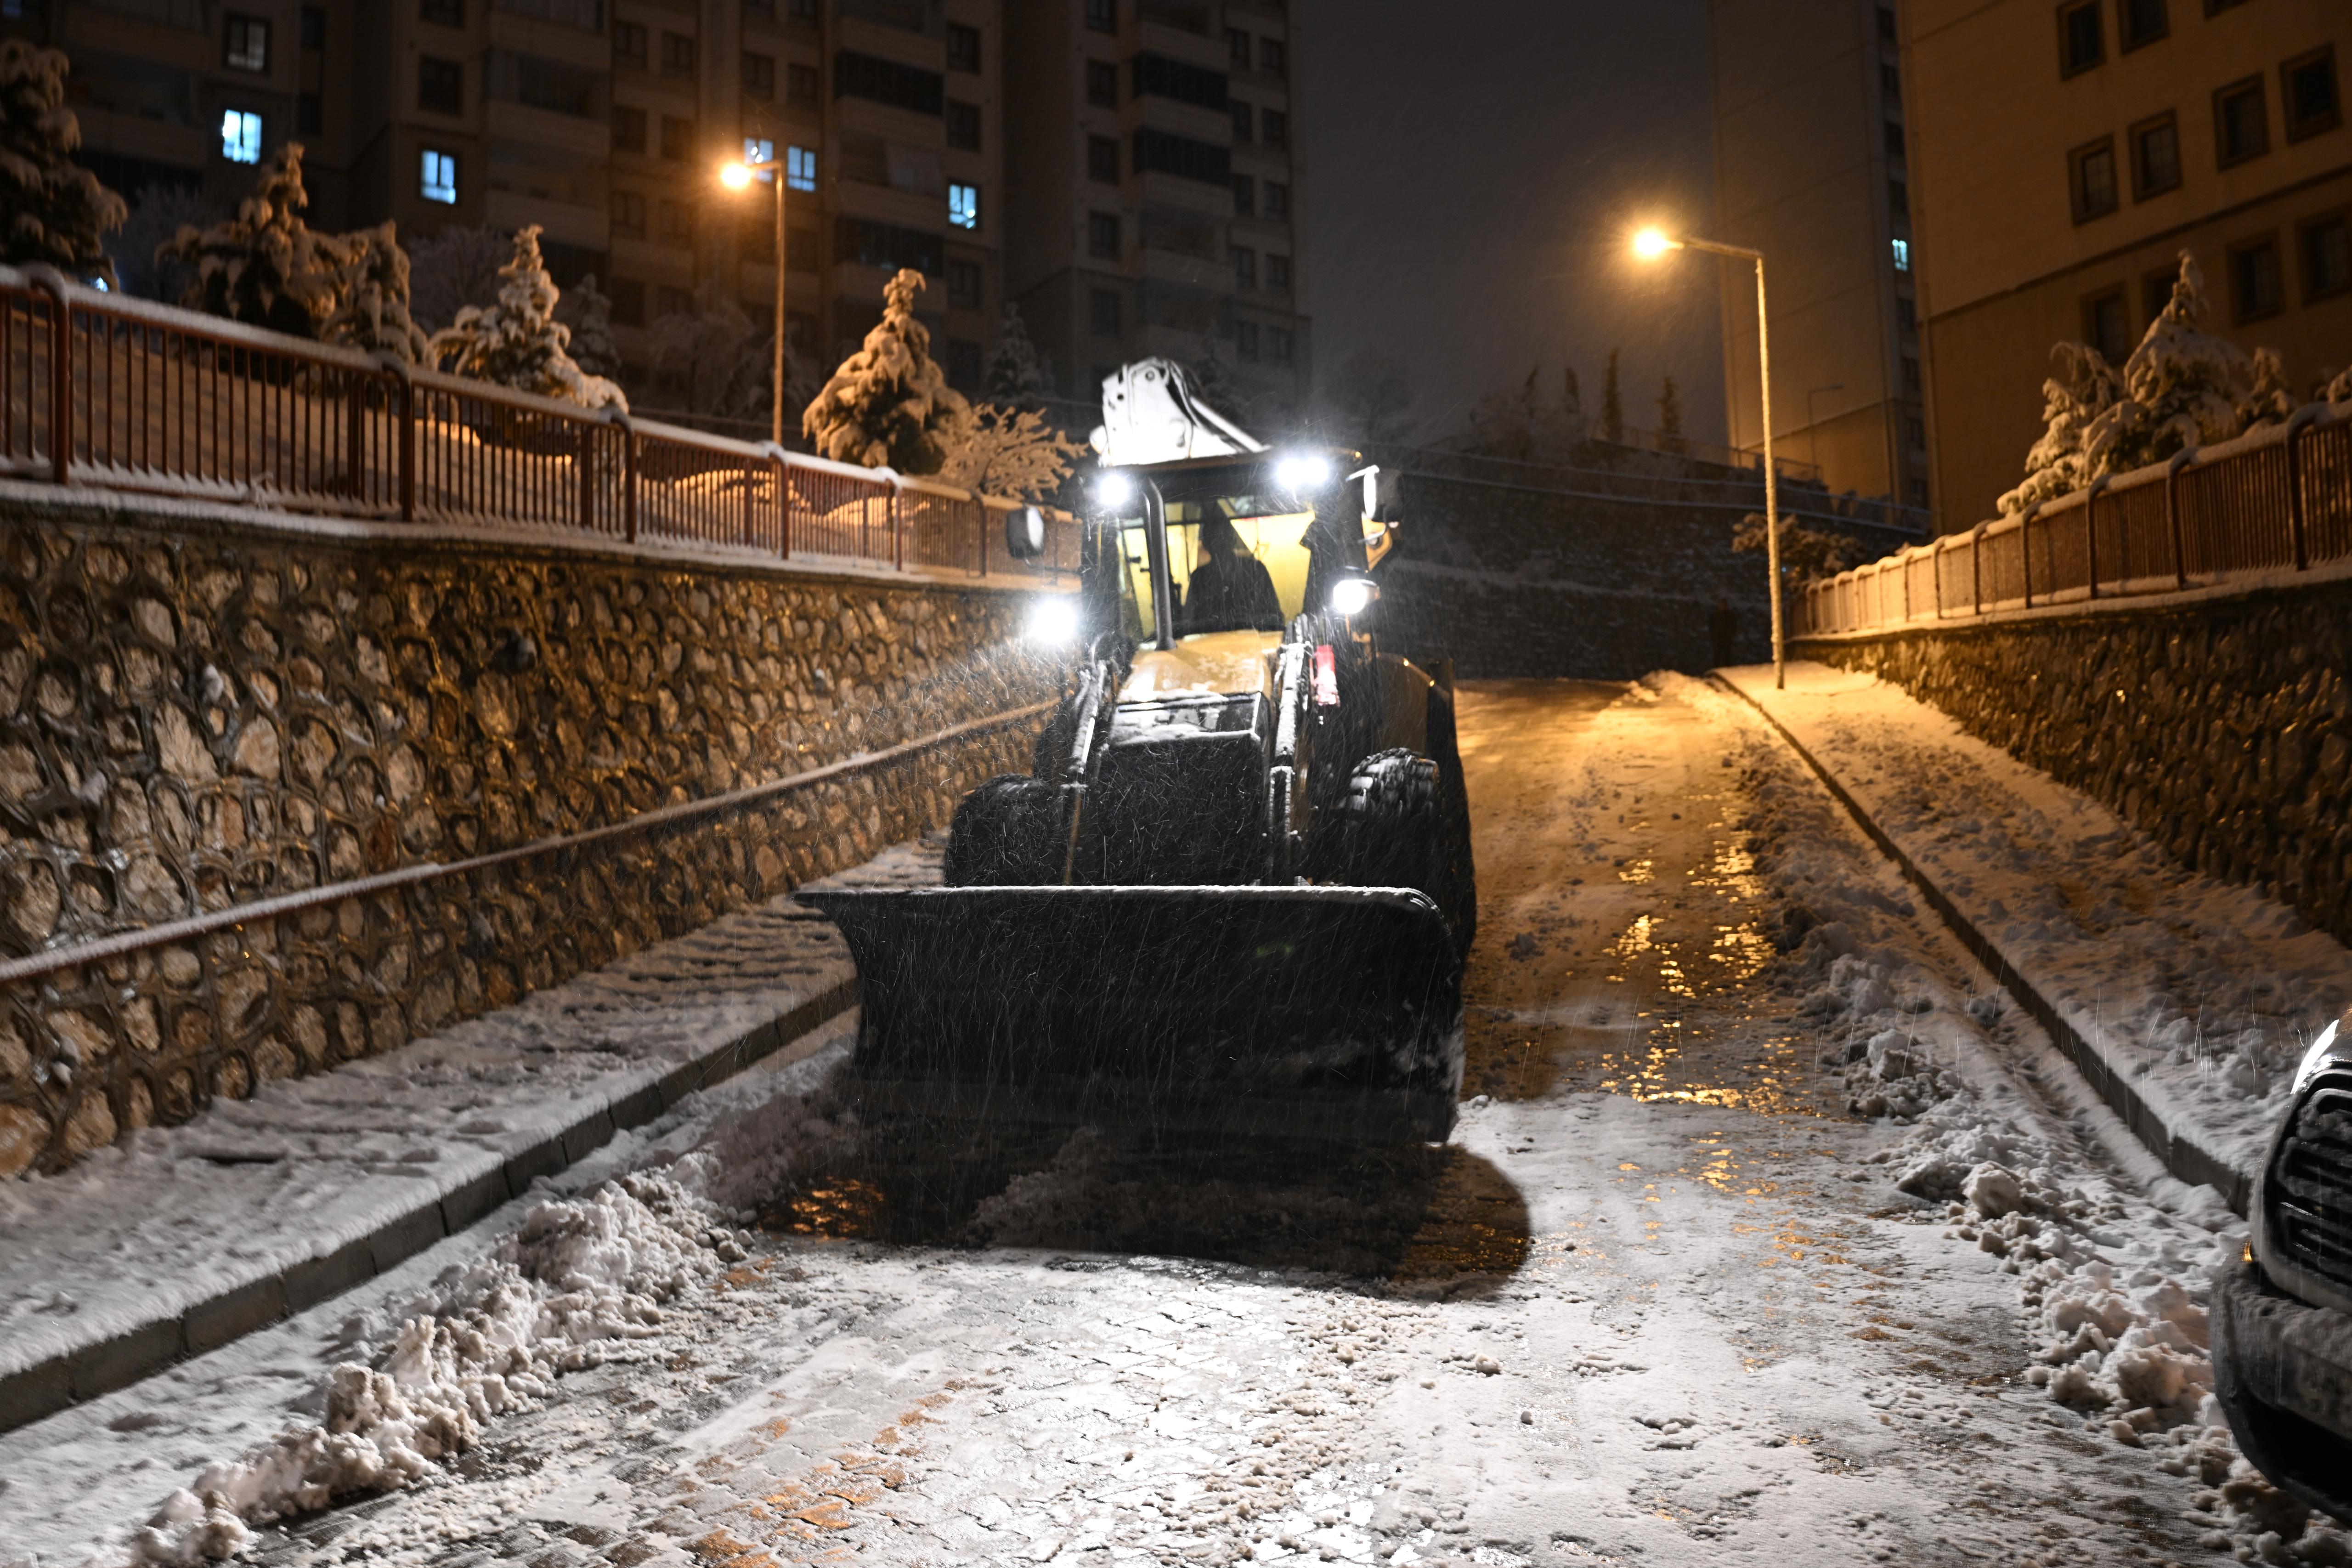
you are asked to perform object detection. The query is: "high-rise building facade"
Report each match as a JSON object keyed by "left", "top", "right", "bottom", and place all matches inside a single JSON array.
[
  {"left": 1902, "top": 0, "right": 2352, "bottom": 532},
  {"left": 14, "top": 0, "right": 1311, "bottom": 424},
  {"left": 1003, "top": 0, "right": 1309, "bottom": 427},
  {"left": 1708, "top": 0, "right": 1928, "bottom": 513}
]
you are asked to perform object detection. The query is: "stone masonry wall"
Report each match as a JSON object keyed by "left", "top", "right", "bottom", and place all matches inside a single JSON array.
[
  {"left": 0, "top": 492, "right": 1058, "bottom": 1175},
  {"left": 1797, "top": 574, "right": 2352, "bottom": 953}
]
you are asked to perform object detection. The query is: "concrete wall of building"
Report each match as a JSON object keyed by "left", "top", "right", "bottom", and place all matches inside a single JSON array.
[
  {"left": 1795, "top": 574, "right": 2352, "bottom": 955},
  {"left": 0, "top": 493, "right": 1057, "bottom": 1177},
  {"left": 1905, "top": 0, "right": 2352, "bottom": 533}
]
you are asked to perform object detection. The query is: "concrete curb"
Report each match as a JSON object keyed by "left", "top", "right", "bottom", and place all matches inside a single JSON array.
[
  {"left": 0, "top": 975, "right": 856, "bottom": 1436},
  {"left": 1714, "top": 673, "right": 2253, "bottom": 1216}
]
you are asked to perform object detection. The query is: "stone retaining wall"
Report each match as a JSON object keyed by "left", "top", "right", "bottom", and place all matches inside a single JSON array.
[
  {"left": 0, "top": 490, "right": 1058, "bottom": 1174},
  {"left": 1796, "top": 575, "right": 2352, "bottom": 953}
]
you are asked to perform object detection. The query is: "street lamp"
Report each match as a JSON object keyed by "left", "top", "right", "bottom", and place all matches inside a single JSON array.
[
  {"left": 719, "top": 150, "right": 790, "bottom": 446},
  {"left": 1633, "top": 225, "right": 1786, "bottom": 689}
]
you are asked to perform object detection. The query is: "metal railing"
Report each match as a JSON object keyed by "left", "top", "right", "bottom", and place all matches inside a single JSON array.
[
  {"left": 0, "top": 263, "right": 1079, "bottom": 582},
  {"left": 1793, "top": 403, "right": 2352, "bottom": 635}
]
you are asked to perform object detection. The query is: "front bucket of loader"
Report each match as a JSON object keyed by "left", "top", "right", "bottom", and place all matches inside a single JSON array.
[{"left": 795, "top": 884, "right": 1464, "bottom": 1145}]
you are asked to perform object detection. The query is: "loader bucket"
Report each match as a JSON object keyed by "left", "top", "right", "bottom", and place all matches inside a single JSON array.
[{"left": 796, "top": 884, "right": 1464, "bottom": 1145}]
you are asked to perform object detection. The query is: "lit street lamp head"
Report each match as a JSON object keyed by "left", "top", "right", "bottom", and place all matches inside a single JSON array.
[
  {"left": 1631, "top": 226, "right": 1680, "bottom": 260},
  {"left": 719, "top": 160, "right": 755, "bottom": 191}
]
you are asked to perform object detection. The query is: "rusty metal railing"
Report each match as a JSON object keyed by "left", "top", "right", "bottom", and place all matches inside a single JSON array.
[
  {"left": 0, "top": 263, "right": 1078, "bottom": 583},
  {"left": 1793, "top": 403, "right": 2352, "bottom": 636}
]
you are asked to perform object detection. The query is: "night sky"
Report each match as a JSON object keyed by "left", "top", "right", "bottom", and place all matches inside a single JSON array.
[{"left": 1297, "top": 0, "right": 1727, "bottom": 449}]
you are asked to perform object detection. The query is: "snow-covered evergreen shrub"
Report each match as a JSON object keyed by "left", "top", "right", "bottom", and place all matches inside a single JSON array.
[
  {"left": 407, "top": 225, "right": 511, "bottom": 332},
  {"left": 802, "top": 268, "right": 970, "bottom": 471},
  {"left": 1732, "top": 512, "right": 1863, "bottom": 584},
  {"left": 429, "top": 226, "right": 625, "bottom": 411},
  {"left": 318, "top": 221, "right": 429, "bottom": 362},
  {"left": 0, "top": 41, "right": 126, "bottom": 286},
  {"left": 557, "top": 273, "right": 622, "bottom": 381},
  {"left": 158, "top": 144, "right": 342, "bottom": 338},
  {"left": 648, "top": 283, "right": 780, "bottom": 423},
  {"left": 1997, "top": 342, "right": 2122, "bottom": 516},
  {"left": 982, "top": 304, "right": 1057, "bottom": 411},
  {"left": 937, "top": 404, "right": 1087, "bottom": 502}
]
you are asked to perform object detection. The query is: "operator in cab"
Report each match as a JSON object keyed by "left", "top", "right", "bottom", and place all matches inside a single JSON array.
[{"left": 1178, "top": 514, "right": 1285, "bottom": 634}]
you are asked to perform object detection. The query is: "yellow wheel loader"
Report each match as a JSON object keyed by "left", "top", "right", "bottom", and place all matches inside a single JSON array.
[{"left": 802, "top": 371, "right": 1472, "bottom": 1145}]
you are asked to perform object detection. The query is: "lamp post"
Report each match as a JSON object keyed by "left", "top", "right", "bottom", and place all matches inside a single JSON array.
[
  {"left": 720, "top": 150, "right": 789, "bottom": 447},
  {"left": 1634, "top": 226, "right": 1785, "bottom": 688}
]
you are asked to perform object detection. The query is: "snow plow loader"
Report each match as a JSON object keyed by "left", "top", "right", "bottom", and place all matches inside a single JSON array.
[{"left": 800, "top": 362, "right": 1473, "bottom": 1145}]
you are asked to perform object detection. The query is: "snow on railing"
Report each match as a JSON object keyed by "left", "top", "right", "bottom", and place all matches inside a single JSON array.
[
  {"left": 0, "top": 263, "right": 1079, "bottom": 583},
  {"left": 1792, "top": 402, "right": 2352, "bottom": 636}
]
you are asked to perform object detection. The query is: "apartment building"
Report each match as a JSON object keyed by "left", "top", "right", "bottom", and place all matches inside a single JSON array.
[
  {"left": 1708, "top": 0, "right": 1928, "bottom": 512},
  {"left": 1002, "top": 0, "right": 1310, "bottom": 425},
  {"left": 1902, "top": 0, "right": 2352, "bottom": 531}
]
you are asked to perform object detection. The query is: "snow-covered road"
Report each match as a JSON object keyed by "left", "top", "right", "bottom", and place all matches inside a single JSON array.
[{"left": 6, "top": 678, "right": 2335, "bottom": 1566}]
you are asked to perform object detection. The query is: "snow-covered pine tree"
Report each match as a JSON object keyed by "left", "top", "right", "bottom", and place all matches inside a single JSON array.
[
  {"left": 2081, "top": 251, "right": 2252, "bottom": 477},
  {"left": 982, "top": 304, "right": 1057, "bottom": 411},
  {"left": 429, "top": 225, "right": 626, "bottom": 410},
  {"left": 1600, "top": 349, "right": 1624, "bottom": 444},
  {"left": 1997, "top": 342, "right": 2122, "bottom": 515},
  {"left": 937, "top": 404, "right": 1088, "bottom": 501},
  {"left": 0, "top": 41, "right": 126, "bottom": 286},
  {"left": 557, "top": 273, "right": 623, "bottom": 381},
  {"left": 159, "top": 143, "right": 342, "bottom": 337},
  {"left": 317, "top": 221, "right": 430, "bottom": 362},
  {"left": 2237, "top": 346, "right": 2297, "bottom": 433},
  {"left": 1656, "top": 376, "right": 1685, "bottom": 454},
  {"left": 803, "top": 269, "right": 972, "bottom": 470},
  {"left": 650, "top": 283, "right": 772, "bottom": 420},
  {"left": 407, "top": 225, "right": 512, "bottom": 332},
  {"left": 1733, "top": 512, "right": 1860, "bottom": 584}
]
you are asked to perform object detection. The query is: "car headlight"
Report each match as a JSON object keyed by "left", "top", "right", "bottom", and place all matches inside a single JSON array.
[
  {"left": 1329, "top": 577, "right": 1376, "bottom": 616},
  {"left": 1025, "top": 597, "right": 1080, "bottom": 645}
]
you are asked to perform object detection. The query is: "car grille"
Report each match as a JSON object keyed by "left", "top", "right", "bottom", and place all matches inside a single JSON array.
[{"left": 2270, "top": 1066, "right": 2352, "bottom": 1292}]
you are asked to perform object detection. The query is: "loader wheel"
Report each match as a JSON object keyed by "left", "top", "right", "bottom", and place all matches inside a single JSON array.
[
  {"left": 1426, "top": 686, "right": 1478, "bottom": 959},
  {"left": 1342, "top": 748, "right": 1441, "bottom": 899},
  {"left": 944, "top": 774, "right": 1061, "bottom": 885}
]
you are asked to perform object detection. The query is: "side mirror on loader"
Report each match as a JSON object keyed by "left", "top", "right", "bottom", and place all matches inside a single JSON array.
[{"left": 1006, "top": 504, "right": 1047, "bottom": 560}]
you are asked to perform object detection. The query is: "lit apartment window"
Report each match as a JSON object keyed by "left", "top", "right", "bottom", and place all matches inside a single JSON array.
[
  {"left": 947, "top": 101, "right": 980, "bottom": 150},
  {"left": 1088, "top": 211, "right": 1120, "bottom": 259},
  {"left": 1236, "top": 320, "right": 1259, "bottom": 361},
  {"left": 948, "top": 182, "right": 980, "bottom": 231},
  {"left": 1227, "top": 28, "right": 1250, "bottom": 69},
  {"left": 1086, "top": 0, "right": 1115, "bottom": 33},
  {"left": 421, "top": 149, "right": 458, "bottom": 204},
  {"left": 787, "top": 63, "right": 819, "bottom": 104},
  {"left": 612, "top": 189, "right": 646, "bottom": 238},
  {"left": 662, "top": 33, "right": 695, "bottom": 78},
  {"left": 947, "top": 22, "right": 980, "bottom": 73},
  {"left": 2131, "top": 112, "right": 2180, "bottom": 197},
  {"left": 2304, "top": 213, "right": 2352, "bottom": 300},
  {"left": 1262, "top": 109, "right": 1288, "bottom": 151},
  {"left": 613, "top": 105, "right": 646, "bottom": 153},
  {"left": 1231, "top": 102, "right": 1252, "bottom": 143},
  {"left": 1233, "top": 245, "right": 1255, "bottom": 288},
  {"left": 744, "top": 135, "right": 774, "bottom": 173},
  {"left": 2118, "top": 0, "right": 2166, "bottom": 51},
  {"left": 421, "top": 0, "right": 463, "bottom": 24},
  {"left": 1086, "top": 60, "right": 1117, "bottom": 108},
  {"left": 1265, "top": 181, "right": 1289, "bottom": 218},
  {"left": 1090, "top": 288, "right": 1121, "bottom": 336},
  {"left": 1892, "top": 237, "right": 1910, "bottom": 270},
  {"left": 615, "top": 22, "right": 646, "bottom": 66},
  {"left": 2284, "top": 48, "right": 2341, "bottom": 142},
  {"left": 2069, "top": 136, "right": 2119, "bottom": 221},
  {"left": 1266, "top": 253, "right": 1291, "bottom": 290},
  {"left": 225, "top": 15, "right": 269, "bottom": 73},
  {"left": 2215, "top": 76, "right": 2268, "bottom": 166},
  {"left": 2230, "top": 234, "right": 2283, "bottom": 320},
  {"left": 787, "top": 146, "right": 816, "bottom": 192},
  {"left": 2057, "top": 0, "right": 2102, "bottom": 76},
  {"left": 743, "top": 53, "right": 775, "bottom": 101},
  {"left": 220, "top": 109, "right": 263, "bottom": 163},
  {"left": 1087, "top": 135, "right": 1119, "bottom": 183},
  {"left": 1268, "top": 327, "right": 1293, "bottom": 365},
  {"left": 419, "top": 56, "right": 463, "bottom": 114},
  {"left": 2082, "top": 287, "right": 2129, "bottom": 361},
  {"left": 948, "top": 259, "right": 981, "bottom": 309}
]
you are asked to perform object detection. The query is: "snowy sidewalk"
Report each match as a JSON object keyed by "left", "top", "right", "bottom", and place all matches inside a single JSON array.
[
  {"left": 0, "top": 839, "right": 939, "bottom": 1434},
  {"left": 1722, "top": 661, "right": 2348, "bottom": 1208}
]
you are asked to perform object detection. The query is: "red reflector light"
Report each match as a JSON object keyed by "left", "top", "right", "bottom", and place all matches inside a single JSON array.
[{"left": 1312, "top": 644, "right": 1339, "bottom": 706}]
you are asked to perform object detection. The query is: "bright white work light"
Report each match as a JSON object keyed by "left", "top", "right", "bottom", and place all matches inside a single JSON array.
[
  {"left": 1026, "top": 596, "right": 1080, "bottom": 645},
  {"left": 2295, "top": 1020, "right": 2343, "bottom": 1094},
  {"left": 1275, "top": 452, "right": 1333, "bottom": 492},
  {"left": 1329, "top": 577, "right": 1375, "bottom": 616},
  {"left": 1093, "top": 469, "right": 1136, "bottom": 509}
]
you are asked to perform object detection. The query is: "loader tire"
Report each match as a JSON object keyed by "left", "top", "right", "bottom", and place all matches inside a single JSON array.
[
  {"left": 944, "top": 774, "right": 1061, "bottom": 886},
  {"left": 1342, "top": 748, "right": 1441, "bottom": 902},
  {"left": 1426, "top": 686, "right": 1478, "bottom": 959}
]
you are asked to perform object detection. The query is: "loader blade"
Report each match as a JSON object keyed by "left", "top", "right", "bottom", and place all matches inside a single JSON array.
[{"left": 796, "top": 885, "right": 1464, "bottom": 1145}]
